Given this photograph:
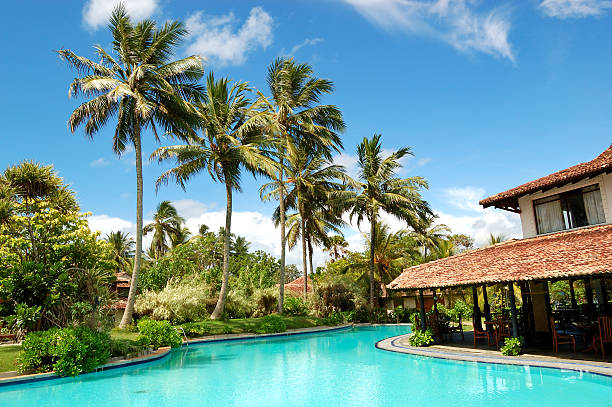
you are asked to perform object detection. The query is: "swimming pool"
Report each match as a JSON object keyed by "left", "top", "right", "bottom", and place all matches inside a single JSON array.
[{"left": 1, "top": 326, "right": 611, "bottom": 406}]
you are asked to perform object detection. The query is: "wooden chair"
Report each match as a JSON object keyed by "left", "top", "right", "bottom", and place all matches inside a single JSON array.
[
  {"left": 550, "top": 316, "right": 575, "bottom": 354},
  {"left": 473, "top": 316, "right": 490, "bottom": 346},
  {"left": 494, "top": 316, "right": 512, "bottom": 349},
  {"left": 447, "top": 313, "right": 464, "bottom": 341},
  {"left": 593, "top": 316, "right": 612, "bottom": 358}
]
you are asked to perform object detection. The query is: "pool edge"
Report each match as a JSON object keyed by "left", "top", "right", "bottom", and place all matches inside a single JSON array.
[{"left": 375, "top": 333, "right": 612, "bottom": 378}]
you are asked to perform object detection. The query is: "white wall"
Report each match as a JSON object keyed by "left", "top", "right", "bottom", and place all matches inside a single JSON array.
[{"left": 517, "top": 173, "right": 612, "bottom": 238}]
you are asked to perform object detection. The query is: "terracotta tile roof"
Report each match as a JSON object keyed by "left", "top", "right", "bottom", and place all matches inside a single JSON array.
[
  {"left": 480, "top": 144, "right": 612, "bottom": 211},
  {"left": 388, "top": 224, "right": 612, "bottom": 290},
  {"left": 282, "top": 276, "right": 313, "bottom": 293}
]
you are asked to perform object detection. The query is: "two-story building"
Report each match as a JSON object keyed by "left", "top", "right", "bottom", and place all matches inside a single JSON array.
[{"left": 388, "top": 144, "right": 612, "bottom": 340}]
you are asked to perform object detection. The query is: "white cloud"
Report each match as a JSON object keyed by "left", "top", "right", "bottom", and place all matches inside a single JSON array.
[
  {"left": 435, "top": 209, "right": 521, "bottom": 247},
  {"left": 185, "top": 7, "right": 273, "bottom": 66},
  {"left": 82, "top": 0, "right": 159, "bottom": 30},
  {"left": 416, "top": 157, "right": 431, "bottom": 167},
  {"left": 443, "top": 186, "right": 486, "bottom": 212},
  {"left": 90, "top": 157, "right": 110, "bottom": 168},
  {"left": 332, "top": 152, "right": 360, "bottom": 179},
  {"left": 283, "top": 38, "right": 324, "bottom": 56},
  {"left": 539, "top": 0, "right": 612, "bottom": 18},
  {"left": 343, "top": 0, "right": 514, "bottom": 62}
]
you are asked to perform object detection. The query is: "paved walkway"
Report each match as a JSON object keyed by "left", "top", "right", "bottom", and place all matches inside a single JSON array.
[{"left": 376, "top": 332, "right": 612, "bottom": 377}]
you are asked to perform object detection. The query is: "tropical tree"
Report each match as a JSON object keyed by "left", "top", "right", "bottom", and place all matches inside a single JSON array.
[
  {"left": 144, "top": 201, "right": 184, "bottom": 258},
  {"left": 104, "top": 231, "right": 134, "bottom": 272},
  {"left": 487, "top": 233, "right": 506, "bottom": 246},
  {"left": 171, "top": 226, "right": 192, "bottom": 247},
  {"left": 324, "top": 235, "right": 349, "bottom": 262},
  {"left": 152, "top": 73, "right": 274, "bottom": 319},
  {"left": 432, "top": 239, "right": 456, "bottom": 259},
  {"left": 259, "top": 58, "right": 345, "bottom": 311},
  {"left": 57, "top": 5, "right": 204, "bottom": 327},
  {"left": 346, "top": 135, "right": 432, "bottom": 307},
  {"left": 412, "top": 215, "right": 450, "bottom": 258},
  {"left": 232, "top": 236, "right": 250, "bottom": 257}
]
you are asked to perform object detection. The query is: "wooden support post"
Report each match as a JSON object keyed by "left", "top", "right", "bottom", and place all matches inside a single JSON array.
[
  {"left": 519, "top": 282, "right": 534, "bottom": 344},
  {"left": 482, "top": 285, "right": 492, "bottom": 333},
  {"left": 472, "top": 285, "right": 482, "bottom": 331},
  {"left": 419, "top": 289, "right": 427, "bottom": 331},
  {"left": 585, "top": 278, "right": 594, "bottom": 315},
  {"left": 508, "top": 283, "right": 519, "bottom": 337},
  {"left": 599, "top": 279, "right": 609, "bottom": 313},
  {"left": 569, "top": 279, "right": 578, "bottom": 310}
]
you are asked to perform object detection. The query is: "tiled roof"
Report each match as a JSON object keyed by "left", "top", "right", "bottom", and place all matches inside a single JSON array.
[
  {"left": 480, "top": 144, "right": 612, "bottom": 211},
  {"left": 388, "top": 224, "right": 612, "bottom": 290},
  {"left": 283, "top": 276, "right": 313, "bottom": 293}
]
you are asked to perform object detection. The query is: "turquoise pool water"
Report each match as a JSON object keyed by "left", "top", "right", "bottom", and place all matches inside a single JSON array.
[{"left": 1, "top": 326, "right": 611, "bottom": 406}]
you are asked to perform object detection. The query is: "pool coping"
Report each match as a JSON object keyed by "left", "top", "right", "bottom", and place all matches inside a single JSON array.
[
  {"left": 0, "top": 324, "right": 353, "bottom": 388},
  {"left": 376, "top": 333, "right": 612, "bottom": 378}
]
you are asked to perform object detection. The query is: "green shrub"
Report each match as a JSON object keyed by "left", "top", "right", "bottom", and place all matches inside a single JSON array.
[
  {"left": 222, "top": 291, "right": 256, "bottom": 319},
  {"left": 321, "top": 312, "right": 344, "bottom": 326},
  {"left": 110, "top": 339, "right": 147, "bottom": 358},
  {"left": 408, "top": 329, "right": 434, "bottom": 347},
  {"left": 18, "top": 327, "right": 111, "bottom": 377},
  {"left": 345, "top": 306, "right": 371, "bottom": 323},
  {"left": 135, "top": 279, "right": 213, "bottom": 324},
  {"left": 252, "top": 288, "right": 278, "bottom": 317},
  {"left": 311, "top": 281, "right": 355, "bottom": 317},
  {"left": 389, "top": 306, "right": 416, "bottom": 323},
  {"left": 283, "top": 296, "right": 308, "bottom": 316},
  {"left": 137, "top": 319, "right": 182, "bottom": 349},
  {"left": 500, "top": 336, "right": 523, "bottom": 356},
  {"left": 254, "top": 314, "right": 286, "bottom": 334},
  {"left": 180, "top": 322, "right": 211, "bottom": 338}
]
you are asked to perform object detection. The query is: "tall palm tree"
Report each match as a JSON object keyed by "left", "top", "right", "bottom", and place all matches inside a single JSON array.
[
  {"left": 432, "top": 238, "right": 456, "bottom": 259},
  {"left": 104, "top": 230, "right": 134, "bottom": 272},
  {"left": 265, "top": 145, "right": 346, "bottom": 297},
  {"left": 323, "top": 235, "right": 349, "bottom": 262},
  {"left": 412, "top": 215, "right": 450, "bottom": 259},
  {"left": 171, "top": 225, "right": 192, "bottom": 247},
  {"left": 346, "top": 135, "right": 432, "bottom": 307},
  {"left": 232, "top": 236, "right": 250, "bottom": 257},
  {"left": 144, "top": 201, "right": 184, "bottom": 258},
  {"left": 152, "top": 73, "right": 275, "bottom": 319},
  {"left": 259, "top": 58, "right": 345, "bottom": 311},
  {"left": 58, "top": 5, "right": 204, "bottom": 327}
]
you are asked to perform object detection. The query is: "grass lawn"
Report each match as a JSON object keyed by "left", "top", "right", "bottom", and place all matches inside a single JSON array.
[
  {"left": 0, "top": 346, "right": 21, "bottom": 373},
  {"left": 178, "top": 315, "right": 328, "bottom": 338}
]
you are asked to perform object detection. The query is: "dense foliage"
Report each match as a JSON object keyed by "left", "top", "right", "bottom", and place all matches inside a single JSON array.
[
  {"left": 137, "top": 319, "right": 182, "bottom": 349},
  {"left": 18, "top": 327, "right": 111, "bottom": 377},
  {"left": 500, "top": 337, "right": 523, "bottom": 356},
  {"left": 254, "top": 315, "right": 287, "bottom": 334},
  {"left": 408, "top": 329, "right": 434, "bottom": 347}
]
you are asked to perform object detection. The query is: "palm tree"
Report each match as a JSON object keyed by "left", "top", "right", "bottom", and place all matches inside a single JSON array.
[
  {"left": 432, "top": 238, "right": 456, "bottom": 259},
  {"left": 346, "top": 135, "right": 432, "bottom": 307},
  {"left": 171, "top": 225, "right": 192, "bottom": 247},
  {"left": 487, "top": 233, "right": 506, "bottom": 246},
  {"left": 232, "top": 236, "right": 250, "bottom": 257},
  {"left": 58, "top": 5, "right": 204, "bottom": 327},
  {"left": 265, "top": 145, "right": 346, "bottom": 297},
  {"left": 412, "top": 215, "right": 450, "bottom": 259},
  {"left": 259, "top": 58, "right": 345, "bottom": 311},
  {"left": 144, "top": 201, "right": 184, "bottom": 258},
  {"left": 152, "top": 73, "right": 275, "bottom": 319},
  {"left": 324, "top": 235, "right": 349, "bottom": 262},
  {"left": 104, "top": 231, "right": 134, "bottom": 272}
]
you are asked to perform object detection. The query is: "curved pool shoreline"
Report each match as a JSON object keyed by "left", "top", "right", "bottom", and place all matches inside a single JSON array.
[{"left": 376, "top": 333, "right": 612, "bottom": 378}]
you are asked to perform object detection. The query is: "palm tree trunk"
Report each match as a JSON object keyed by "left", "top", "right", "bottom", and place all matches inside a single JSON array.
[
  {"left": 308, "top": 237, "right": 314, "bottom": 277},
  {"left": 120, "top": 127, "right": 142, "bottom": 328},
  {"left": 277, "top": 159, "right": 286, "bottom": 314},
  {"left": 211, "top": 176, "right": 233, "bottom": 320},
  {"left": 300, "top": 210, "right": 308, "bottom": 300},
  {"left": 369, "top": 210, "right": 376, "bottom": 309}
]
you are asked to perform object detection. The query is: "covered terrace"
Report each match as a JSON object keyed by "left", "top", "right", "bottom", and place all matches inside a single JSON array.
[{"left": 388, "top": 223, "right": 612, "bottom": 357}]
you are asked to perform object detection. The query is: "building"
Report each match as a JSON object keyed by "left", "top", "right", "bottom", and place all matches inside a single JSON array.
[{"left": 388, "top": 144, "right": 612, "bottom": 340}]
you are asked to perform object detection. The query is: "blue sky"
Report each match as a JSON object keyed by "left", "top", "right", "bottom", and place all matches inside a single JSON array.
[{"left": 1, "top": 0, "right": 611, "bottom": 267}]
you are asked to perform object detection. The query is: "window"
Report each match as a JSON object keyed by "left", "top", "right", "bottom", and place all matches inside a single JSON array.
[{"left": 534, "top": 184, "right": 606, "bottom": 234}]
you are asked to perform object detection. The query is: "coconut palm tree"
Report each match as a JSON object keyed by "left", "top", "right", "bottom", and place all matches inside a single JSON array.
[
  {"left": 144, "top": 201, "right": 184, "bottom": 258},
  {"left": 346, "top": 135, "right": 432, "bottom": 307},
  {"left": 324, "top": 235, "right": 349, "bottom": 262},
  {"left": 259, "top": 58, "right": 345, "bottom": 311},
  {"left": 57, "top": 5, "right": 204, "bottom": 327},
  {"left": 412, "top": 215, "right": 450, "bottom": 259},
  {"left": 265, "top": 145, "right": 346, "bottom": 297},
  {"left": 104, "top": 231, "right": 134, "bottom": 272},
  {"left": 432, "top": 238, "right": 456, "bottom": 259},
  {"left": 232, "top": 236, "right": 250, "bottom": 257},
  {"left": 152, "top": 73, "right": 275, "bottom": 319},
  {"left": 487, "top": 233, "right": 506, "bottom": 246}
]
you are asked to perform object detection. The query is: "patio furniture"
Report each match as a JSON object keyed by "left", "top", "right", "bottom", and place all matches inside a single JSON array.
[
  {"left": 494, "top": 316, "right": 512, "bottom": 348},
  {"left": 446, "top": 313, "right": 464, "bottom": 341},
  {"left": 473, "top": 316, "right": 491, "bottom": 346},
  {"left": 593, "top": 316, "right": 612, "bottom": 358},
  {"left": 550, "top": 316, "right": 576, "bottom": 354}
]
